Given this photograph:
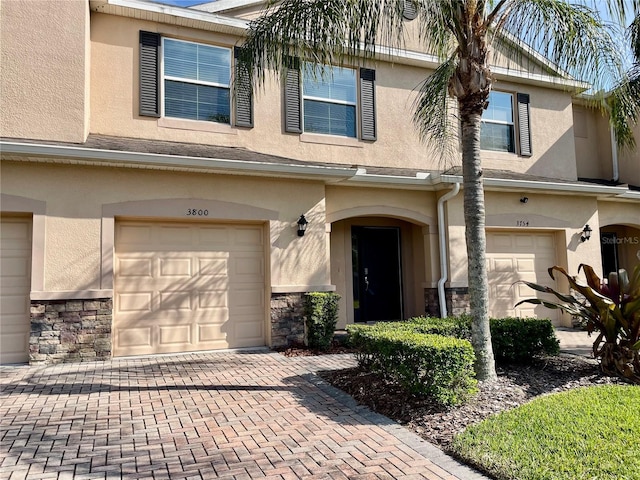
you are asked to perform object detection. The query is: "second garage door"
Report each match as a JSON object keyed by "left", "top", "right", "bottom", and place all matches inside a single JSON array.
[
  {"left": 0, "top": 217, "right": 32, "bottom": 364},
  {"left": 486, "top": 231, "right": 559, "bottom": 323},
  {"left": 114, "top": 221, "right": 266, "bottom": 357}
]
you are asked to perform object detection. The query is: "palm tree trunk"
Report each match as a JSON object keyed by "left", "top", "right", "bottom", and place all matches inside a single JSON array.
[{"left": 460, "top": 109, "right": 497, "bottom": 382}]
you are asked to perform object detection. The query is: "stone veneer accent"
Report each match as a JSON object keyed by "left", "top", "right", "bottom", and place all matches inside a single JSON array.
[
  {"left": 29, "top": 298, "right": 112, "bottom": 365},
  {"left": 424, "top": 287, "right": 471, "bottom": 317},
  {"left": 270, "top": 293, "right": 305, "bottom": 348}
]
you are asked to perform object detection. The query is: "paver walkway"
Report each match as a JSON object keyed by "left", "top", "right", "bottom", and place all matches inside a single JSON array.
[{"left": 1, "top": 350, "right": 486, "bottom": 480}]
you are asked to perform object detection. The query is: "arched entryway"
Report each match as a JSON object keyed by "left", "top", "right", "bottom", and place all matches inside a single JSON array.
[
  {"left": 599, "top": 224, "right": 640, "bottom": 276},
  {"left": 329, "top": 210, "right": 435, "bottom": 329}
]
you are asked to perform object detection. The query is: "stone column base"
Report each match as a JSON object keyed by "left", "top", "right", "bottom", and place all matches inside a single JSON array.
[
  {"left": 424, "top": 287, "right": 470, "bottom": 318},
  {"left": 270, "top": 293, "right": 305, "bottom": 348}
]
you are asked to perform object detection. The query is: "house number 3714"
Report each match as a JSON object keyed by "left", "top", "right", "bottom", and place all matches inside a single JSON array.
[
  {"left": 187, "top": 209, "right": 209, "bottom": 216},
  {"left": 516, "top": 220, "right": 529, "bottom": 227}
]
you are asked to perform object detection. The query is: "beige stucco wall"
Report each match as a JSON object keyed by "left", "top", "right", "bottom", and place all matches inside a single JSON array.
[
  {"left": 0, "top": 0, "right": 89, "bottom": 142},
  {"left": 618, "top": 122, "right": 640, "bottom": 186},
  {"left": 89, "top": 13, "right": 578, "bottom": 177},
  {"left": 573, "top": 105, "right": 613, "bottom": 180},
  {"left": 446, "top": 191, "right": 601, "bottom": 285},
  {"left": 0, "top": 161, "right": 331, "bottom": 293}
]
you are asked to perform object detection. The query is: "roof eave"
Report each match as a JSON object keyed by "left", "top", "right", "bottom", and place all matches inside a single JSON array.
[{"left": 0, "top": 140, "right": 358, "bottom": 182}]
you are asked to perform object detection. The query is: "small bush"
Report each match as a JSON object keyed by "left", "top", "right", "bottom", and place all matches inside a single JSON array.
[
  {"left": 408, "top": 315, "right": 472, "bottom": 339},
  {"left": 346, "top": 324, "right": 477, "bottom": 406},
  {"left": 406, "top": 315, "right": 559, "bottom": 363},
  {"left": 304, "top": 292, "right": 340, "bottom": 350},
  {"left": 489, "top": 317, "right": 559, "bottom": 363}
]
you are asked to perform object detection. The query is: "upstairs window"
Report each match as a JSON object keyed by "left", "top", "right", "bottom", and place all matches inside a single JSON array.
[
  {"left": 302, "top": 64, "right": 357, "bottom": 138},
  {"left": 139, "top": 32, "right": 252, "bottom": 127},
  {"left": 481, "top": 91, "right": 515, "bottom": 153},
  {"left": 284, "top": 60, "right": 376, "bottom": 141},
  {"left": 162, "top": 38, "right": 231, "bottom": 124}
]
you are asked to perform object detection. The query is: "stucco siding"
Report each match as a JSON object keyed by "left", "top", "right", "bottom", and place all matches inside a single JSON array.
[
  {"left": 0, "top": 161, "right": 330, "bottom": 294},
  {"left": 0, "top": 0, "right": 89, "bottom": 142}
]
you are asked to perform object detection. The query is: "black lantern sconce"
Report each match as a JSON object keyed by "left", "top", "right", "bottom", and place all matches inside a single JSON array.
[
  {"left": 297, "top": 214, "right": 308, "bottom": 237},
  {"left": 581, "top": 224, "right": 592, "bottom": 242},
  {"left": 520, "top": 196, "right": 529, "bottom": 204}
]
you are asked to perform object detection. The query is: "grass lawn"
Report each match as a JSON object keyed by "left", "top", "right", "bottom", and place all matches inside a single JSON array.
[{"left": 451, "top": 384, "right": 640, "bottom": 480}]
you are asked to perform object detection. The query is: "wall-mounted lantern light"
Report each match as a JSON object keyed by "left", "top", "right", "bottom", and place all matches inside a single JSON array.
[
  {"left": 297, "top": 214, "right": 308, "bottom": 237},
  {"left": 520, "top": 196, "right": 529, "bottom": 204},
  {"left": 581, "top": 224, "right": 592, "bottom": 242}
]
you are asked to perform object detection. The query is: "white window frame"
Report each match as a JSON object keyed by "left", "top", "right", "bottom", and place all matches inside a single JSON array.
[
  {"left": 481, "top": 91, "right": 516, "bottom": 153},
  {"left": 301, "top": 63, "right": 358, "bottom": 138},
  {"left": 160, "top": 37, "right": 232, "bottom": 124}
]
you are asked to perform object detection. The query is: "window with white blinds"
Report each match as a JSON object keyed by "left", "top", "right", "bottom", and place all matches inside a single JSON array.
[
  {"left": 302, "top": 64, "right": 357, "bottom": 138},
  {"left": 162, "top": 38, "right": 231, "bottom": 124}
]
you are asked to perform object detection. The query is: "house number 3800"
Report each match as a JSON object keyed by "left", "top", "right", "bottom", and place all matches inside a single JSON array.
[{"left": 187, "top": 209, "right": 209, "bottom": 216}]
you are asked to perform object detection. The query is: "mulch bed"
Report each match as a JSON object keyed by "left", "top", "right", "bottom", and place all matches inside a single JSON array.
[{"left": 275, "top": 346, "right": 628, "bottom": 451}]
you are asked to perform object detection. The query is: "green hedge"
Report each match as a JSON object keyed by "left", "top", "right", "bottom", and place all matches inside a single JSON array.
[
  {"left": 347, "top": 324, "right": 477, "bottom": 406},
  {"left": 405, "top": 315, "right": 559, "bottom": 363},
  {"left": 304, "top": 292, "right": 341, "bottom": 350},
  {"left": 489, "top": 317, "right": 560, "bottom": 362}
]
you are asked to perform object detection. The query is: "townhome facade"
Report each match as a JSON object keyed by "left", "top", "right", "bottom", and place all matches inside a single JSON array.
[{"left": 1, "top": 0, "right": 638, "bottom": 365}]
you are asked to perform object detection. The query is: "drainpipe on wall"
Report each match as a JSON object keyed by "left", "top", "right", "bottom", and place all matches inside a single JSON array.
[
  {"left": 437, "top": 182, "right": 460, "bottom": 318},
  {"left": 610, "top": 125, "right": 619, "bottom": 182}
]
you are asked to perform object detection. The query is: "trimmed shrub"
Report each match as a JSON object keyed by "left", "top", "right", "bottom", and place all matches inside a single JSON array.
[
  {"left": 489, "top": 317, "right": 559, "bottom": 363},
  {"left": 346, "top": 324, "right": 477, "bottom": 406},
  {"left": 304, "top": 292, "right": 341, "bottom": 350},
  {"left": 408, "top": 315, "right": 472, "bottom": 339},
  {"left": 406, "top": 315, "right": 559, "bottom": 363}
]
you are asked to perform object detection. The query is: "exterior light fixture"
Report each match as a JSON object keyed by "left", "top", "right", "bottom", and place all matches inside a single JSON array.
[
  {"left": 581, "top": 224, "right": 592, "bottom": 242},
  {"left": 297, "top": 214, "right": 308, "bottom": 237},
  {"left": 520, "top": 196, "right": 529, "bottom": 203}
]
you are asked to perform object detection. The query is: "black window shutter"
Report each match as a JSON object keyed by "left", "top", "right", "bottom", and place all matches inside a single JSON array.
[
  {"left": 139, "top": 31, "right": 161, "bottom": 118},
  {"left": 360, "top": 68, "right": 377, "bottom": 141},
  {"left": 284, "top": 58, "right": 302, "bottom": 133},
  {"left": 234, "top": 47, "right": 253, "bottom": 128},
  {"left": 517, "top": 93, "right": 532, "bottom": 157}
]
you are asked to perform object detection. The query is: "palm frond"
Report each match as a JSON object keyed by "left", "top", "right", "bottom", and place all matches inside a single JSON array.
[
  {"left": 412, "top": 55, "right": 459, "bottom": 159},
  {"left": 494, "top": 0, "right": 626, "bottom": 92},
  {"left": 241, "top": 0, "right": 412, "bottom": 87}
]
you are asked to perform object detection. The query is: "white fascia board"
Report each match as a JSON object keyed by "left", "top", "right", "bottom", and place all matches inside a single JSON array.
[
  {"left": 91, "top": 0, "right": 249, "bottom": 31},
  {"left": 192, "top": 0, "right": 264, "bottom": 13},
  {"left": 436, "top": 174, "right": 629, "bottom": 196},
  {"left": 614, "top": 190, "right": 640, "bottom": 200},
  {"left": 344, "top": 168, "right": 432, "bottom": 187},
  {"left": 0, "top": 141, "right": 357, "bottom": 180}
]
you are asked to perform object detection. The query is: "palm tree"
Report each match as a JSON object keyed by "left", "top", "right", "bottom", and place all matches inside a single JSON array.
[{"left": 240, "top": 0, "right": 633, "bottom": 381}]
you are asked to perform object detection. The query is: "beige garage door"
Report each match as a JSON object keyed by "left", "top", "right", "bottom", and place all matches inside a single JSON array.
[
  {"left": 114, "top": 221, "right": 266, "bottom": 357},
  {"left": 0, "top": 217, "right": 32, "bottom": 364},
  {"left": 487, "top": 231, "right": 558, "bottom": 323}
]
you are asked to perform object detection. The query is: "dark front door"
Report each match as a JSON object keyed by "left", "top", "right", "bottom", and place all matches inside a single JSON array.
[
  {"left": 601, "top": 232, "right": 619, "bottom": 277},
  {"left": 352, "top": 226, "right": 403, "bottom": 322}
]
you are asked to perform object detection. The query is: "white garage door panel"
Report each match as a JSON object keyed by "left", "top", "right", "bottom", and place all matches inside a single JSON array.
[
  {"left": 487, "top": 231, "right": 558, "bottom": 323},
  {"left": 0, "top": 218, "right": 32, "bottom": 364},
  {"left": 114, "top": 221, "right": 265, "bottom": 356}
]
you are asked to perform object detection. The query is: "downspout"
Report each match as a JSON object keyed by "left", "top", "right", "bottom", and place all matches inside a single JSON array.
[
  {"left": 610, "top": 125, "right": 619, "bottom": 182},
  {"left": 437, "top": 182, "right": 460, "bottom": 318}
]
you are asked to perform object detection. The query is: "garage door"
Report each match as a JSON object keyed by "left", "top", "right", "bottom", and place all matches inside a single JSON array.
[
  {"left": 0, "top": 217, "right": 32, "bottom": 364},
  {"left": 486, "top": 231, "right": 558, "bottom": 323},
  {"left": 114, "top": 221, "right": 266, "bottom": 357}
]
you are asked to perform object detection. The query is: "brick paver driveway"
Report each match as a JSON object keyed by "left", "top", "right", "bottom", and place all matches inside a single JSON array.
[{"left": 1, "top": 350, "right": 486, "bottom": 479}]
